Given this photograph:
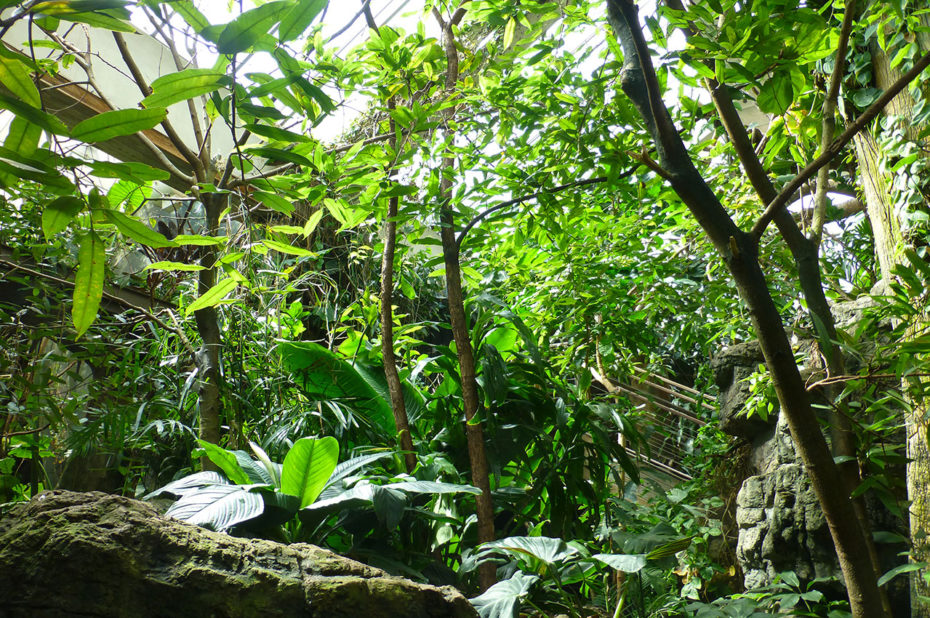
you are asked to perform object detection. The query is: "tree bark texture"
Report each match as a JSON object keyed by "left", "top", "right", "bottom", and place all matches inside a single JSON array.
[
  {"left": 857, "top": 33, "right": 930, "bottom": 616},
  {"left": 194, "top": 191, "right": 226, "bottom": 470},
  {"left": 434, "top": 6, "right": 497, "bottom": 592},
  {"left": 606, "top": 2, "right": 887, "bottom": 615}
]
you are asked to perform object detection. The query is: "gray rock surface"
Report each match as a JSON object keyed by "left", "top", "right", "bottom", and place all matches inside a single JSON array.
[{"left": 0, "top": 490, "right": 477, "bottom": 618}]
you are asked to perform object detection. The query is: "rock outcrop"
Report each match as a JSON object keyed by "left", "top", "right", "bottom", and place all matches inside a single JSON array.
[{"left": 0, "top": 490, "right": 477, "bottom": 617}]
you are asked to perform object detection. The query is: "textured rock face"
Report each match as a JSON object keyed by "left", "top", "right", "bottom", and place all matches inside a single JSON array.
[
  {"left": 734, "top": 416, "right": 840, "bottom": 589},
  {"left": 0, "top": 490, "right": 477, "bottom": 618}
]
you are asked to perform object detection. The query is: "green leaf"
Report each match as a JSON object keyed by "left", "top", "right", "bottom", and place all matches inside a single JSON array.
[
  {"left": 593, "top": 553, "right": 648, "bottom": 573},
  {"left": 0, "top": 92, "right": 69, "bottom": 135},
  {"left": 246, "top": 146, "right": 312, "bottom": 167},
  {"left": 185, "top": 277, "right": 238, "bottom": 315},
  {"left": 278, "top": 0, "right": 327, "bottom": 42},
  {"left": 144, "top": 261, "right": 205, "bottom": 272},
  {"left": 173, "top": 234, "right": 227, "bottom": 246},
  {"left": 101, "top": 209, "right": 176, "bottom": 248},
  {"left": 196, "top": 440, "right": 252, "bottom": 485},
  {"left": 169, "top": 1, "right": 210, "bottom": 32},
  {"left": 878, "top": 562, "right": 926, "bottom": 587},
  {"left": 217, "top": 1, "right": 291, "bottom": 54},
  {"left": 278, "top": 341, "right": 397, "bottom": 435},
  {"left": 756, "top": 73, "right": 794, "bottom": 115},
  {"left": 71, "top": 108, "right": 167, "bottom": 143},
  {"left": 302, "top": 208, "right": 324, "bottom": 236},
  {"left": 479, "top": 536, "right": 579, "bottom": 567},
  {"left": 503, "top": 17, "right": 516, "bottom": 50},
  {"left": 144, "top": 471, "right": 228, "bottom": 500},
  {"left": 0, "top": 55, "right": 40, "bottom": 107},
  {"left": 645, "top": 536, "right": 693, "bottom": 559},
  {"left": 165, "top": 484, "right": 264, "bottom": 531},
  {"left": 291, "top": 78, "right": 335, "bottom": 112},
  {"left": 89, "top": 160, "right": 170, "bottom": 183},
  {"left": 254, "top": 190, "right": 295, "bottom": 215},
  {"left": 262, "top": 239, "right": 314, "bottom": 256},
  {"left": 470, "top": 572, "right": 538, "bottom": 618},
  {"left": 142, "top": 69, "right": 227, "bottom": 109},
  {"left": 42, "top": 196, "right": 83, "bottom": 239},
  {"left": 385, "top": 481, "right": 481, "bottom": 495},
  {"left": 249, "top": 441, "right": 282, "bottom": 488},
  {"left": 3, "top": 116, "right": 42, "bottom": 156},
  {"left": 72, "top": 231, "right": 105, "bottom": 339},
  {"left": 281, "top": 436, "right": 339, "bottom": 508},
  {"left": 243, "top": 122, "right": 311, "bottom": 143}
]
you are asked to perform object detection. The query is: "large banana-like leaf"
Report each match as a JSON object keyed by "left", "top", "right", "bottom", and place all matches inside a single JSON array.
[
  {"left": 165, "top": 484, "right": 264, "bottom": 532},
  {"left": 278, "top": 341, "right": 396, "bottom": 435},
  {"left": 144, "top": 471, "right": 227, "bottom": 500}
]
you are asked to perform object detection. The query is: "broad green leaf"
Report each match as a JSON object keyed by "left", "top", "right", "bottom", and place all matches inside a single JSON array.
[
  {"left": 169, "top": 0, "right": 210, "bottom": 32},
  {"left": 243, "top": 122, "right": 311, "bottom": 143},
  {"left": 71, "top": 108, "right": 167, "bottom": 143},
  {"left": 72, "top": 231, "right": 105, "bottom": 338},
  {"left": 89, "top": 160, "right": 170, "bottom": 183},
  {"left": 254, "top": 190, "right": 295, "bottom": 215},
  {"left": 3, "top": 116, "right": 42, "bottom": 156},
  {"left": 196, "top": 439, "right": 251, "bottom": 485},
  {"left": 101, "top": 209, "right": 176, "bottom": 248},
  {"left": 278, "top": 0, "right": 326, "bottom": 42},
  {"left": 144, "top": 471, "right": 228, "bottom": 500},
  {"left": 42, "top": 196, "right": 83, "bottom": 239},
  {"left": 0, "top": 55, "right": 40, "bottom": 107},
  {"left": 142, "top": 69, "right": 227, "bottom": 109},
  {"left": 216, "top": 1, "right": 291, "bottom": 54},
  {"left": 756, "top": 73, "right": 794, "bottom": 115},
  {"left": 317, "top": 452, "right": 391, "bottom": 500},
  {"left": 144, "top": 261, "right": 205, "bottom": 272},
  {"left": 593, "top": 553, "right": 648, "bottom": 573},
  {"left": 262, "top": 239, "right": 314, "bottom": 256},
  {"left": 281, "top": 436, "right": 339, "bottom": 508},
  {"left": 246, "top": 146, "right": 312, "bottom": 167},
  {"left": 385, "top": 481, "right": 481, "bottom": 495},
  {"left": 278, "top": 341, "right": 397, "bottom": 435},
  {"left": 292, "top": 78, "right": 335, "bottom": 112},
  {"left": 0, "top": 92, "right": 69, "bottom": 135},
  {"left": 165, "top": 484, "right": 264, "bottom": 531},
  {"left": 371, "top": 486, "right": 406, "bottom": 530},
  {"left": 185, "top": 277, "right": 238, "bottom": 315},
  {"left": 470, "top": 572, "right": 538, "bottom": 618},
  {"left": 479, "top": 536, "right": 579, "bottom": 567}
]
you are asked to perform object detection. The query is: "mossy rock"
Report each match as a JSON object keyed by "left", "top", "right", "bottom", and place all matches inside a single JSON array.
[{"left": 0, "top": 490, "right": 476, "bottom": 617}]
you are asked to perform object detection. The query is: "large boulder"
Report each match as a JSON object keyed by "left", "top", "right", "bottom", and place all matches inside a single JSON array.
[{"left": 0, "top": 490, "right": 477, "bottom": 617}]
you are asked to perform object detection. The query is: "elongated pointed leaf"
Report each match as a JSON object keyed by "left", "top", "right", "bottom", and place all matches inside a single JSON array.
[
  {"left": 101, "top": 209, "right": 176, "bottom": 248},
  {"left": 185, "top": 278, "right": 238, "bottom": 316},
  {"left": 165, "top": 484, "right": 264, "bottom": 531},
  {"left": 385, "top": 481, "right": 481, "bottom": 495},
  {"left": 470, "top": 572, "right": 538, "bottom": 618},
  {"left": 42, "top": 196, "right": 83, "bottom": 239},
  {"left": 262, "top": 239, "right": 314, "bottom": 256},
  {"left": 72, "top": 231, "right": 105, "bottom": 339},
  {"left": 71, "top": 108, "right": 167, "bottom": 143},
  {"left": 196, "top": 439, "right": 251, "bottom": 485},
  {"left": 142, "top": 69, "right": 227, "bottom": 109},
  {"left": 217, "top": 1, "right": 290, "bottom": 54},
  {"left": 0, "top": 55, "right": 40, "bottom": 107},
  {"left": 479, "top": 536, "right": 579, "bottom": 566},
  {"left": 281, "top": 436, "right": 338, "bottom": 508},
  {"left": 250, "top": 441, "right": 282, "bottom": 488},
  {"left": 0, "top": 92, "right": 68, "bottom": 135},
  {"left": 278, "top": 341, "right": 396, "bottom": 435},
  {"left": 316, "top": 452, "right": 391, "bottom": 501},
  {"left": 278, "top": 0, "right": 326, "bottom": 42},
  {"left": 144, "top": 261, "right": 205, "bottom": 272},
  {"left": 144, "top": 471, "right": 228, "bottom": 500}
]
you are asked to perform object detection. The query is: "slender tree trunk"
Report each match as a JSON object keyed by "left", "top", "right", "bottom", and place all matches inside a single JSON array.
[
  {"left": 606, "top": 2, "right": 887, "bottom": 615},
  {"left": 434, "top": 5, "right": 497, "bottom": 592},
  {"left": 381, "top": 192, "right": 417, "bottom": 473},
  {"left": 194, "top": 191, "right": 225, "bottom": 469}
]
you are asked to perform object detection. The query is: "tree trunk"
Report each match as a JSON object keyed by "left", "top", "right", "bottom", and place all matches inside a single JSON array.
[
  {"left": 194, "top": 191, "right": 226, "bottom": 470},
  {"left": 434, "top": 6, "right": 497, "bottom": 592},
  {"left": 380, "top": 192, "right": 417, "bottom": 474},
  {"left": 606, "top": 2, "right": 887, "bottom": 615},
  {"left": 853, "top": 33, "right": 930, "bottom": 616}
]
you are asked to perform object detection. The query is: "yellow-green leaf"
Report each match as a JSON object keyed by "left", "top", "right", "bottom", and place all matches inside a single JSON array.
[
  {"left": 100, "top": 209, "right": 176, "bottom": 248},
  {"left": 4, "top": 116, "right": 42, "bottom": 156},
  {"left": 142, "top": 69, "right": 227, "bottom": 109},
  {"left": 217, "top": 1, "right": 290, "bottom": 54},
  {"left": 185, "top": 278, "right": 238, "bottom": 315},
  {"left": 173, "top": 234, "right": 227, "bottom": 246},
  {"left": 302, "top": 208, "right": 324, "bottom": 237},
  {"left": 254, "top": 190, "right": 294, "bottom": 215},
  {"left": 71, "top": 108, "right": 168, "bottom": 143},
  {"left": 0, "top": 92, "right": 68, "bottom": 135},
  {"left": 503, "top": 17, "right": 516, "bottom": 50},
  {"left": 278, "top": 0, "right": 327, "bottom": 43},
  {"left": 73, "top": 231, "right": 105, "bottom": 339},
  {"left": 0, "top": 56, "right": 40, "bottom": 107},
  {"left": 144, "top": 261, "right": 205, "bottom": 272},
  {"left": 262, "top": 239, "right": 315, "bottom": 257},
  {"left": 42, "top": 196, "right": 84, "bottom": 239}
]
